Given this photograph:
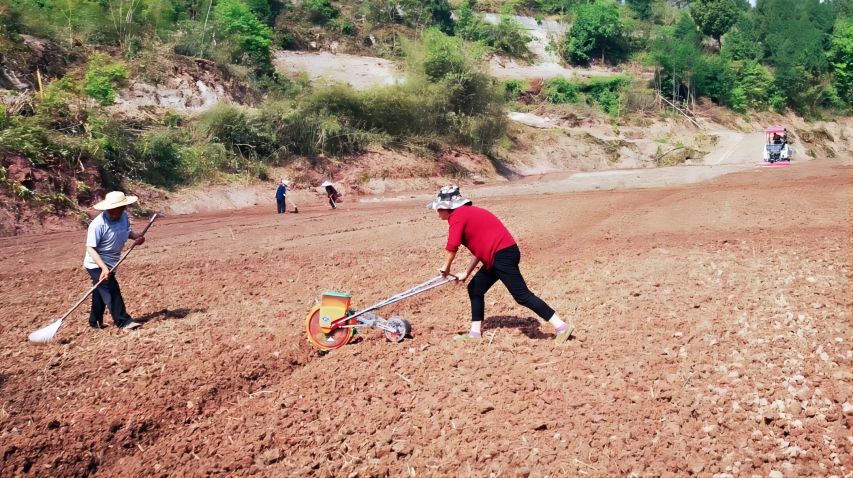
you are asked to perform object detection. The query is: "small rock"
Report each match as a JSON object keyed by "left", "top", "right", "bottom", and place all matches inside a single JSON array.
[
  {"left": 690, "top": 460, "right": 706, "bottom": 474},
  {"left": 843, "top": 403, "right": 853, "bottom": 416},
  {"left": 258, "top": 448, "right": 282, "bottom": 465},
  {"left": 769, "top": 470, "right": 783, "bottom": 478}
]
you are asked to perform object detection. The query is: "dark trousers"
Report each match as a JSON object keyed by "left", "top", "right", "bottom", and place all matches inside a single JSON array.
[
  {"left": 325, "top": 186, "right": 338, "bottom": 209},
  {"left": 276, "top": 197, "right": 285, "bottom": 213},
  {"left": 86, "top": 268, "right": 134, "bottom": 327},
  {"left": 467, "top": 244, "right": 555, "bottom": 322}
]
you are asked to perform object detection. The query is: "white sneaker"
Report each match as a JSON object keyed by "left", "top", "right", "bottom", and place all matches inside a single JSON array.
[{"left": 121, "top": 321, "right": 142, "bottom": 330}]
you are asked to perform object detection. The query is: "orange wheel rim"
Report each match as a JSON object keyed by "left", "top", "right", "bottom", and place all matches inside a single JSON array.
[{"left": 306, "top": 309, "right": 352, "bottom": 350}]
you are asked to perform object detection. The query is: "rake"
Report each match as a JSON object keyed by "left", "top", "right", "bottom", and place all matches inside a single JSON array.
[{"left": 28, "top": 214, "right": 159, "bottom": 343}]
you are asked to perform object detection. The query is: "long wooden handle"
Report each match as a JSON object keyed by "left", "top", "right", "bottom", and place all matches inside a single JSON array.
[{"left": 56, "top": 214, "right": 159, "bottom": 322}]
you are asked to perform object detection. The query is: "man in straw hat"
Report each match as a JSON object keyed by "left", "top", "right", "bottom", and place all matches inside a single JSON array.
[
  {"left": 275, "top": 179, "right": 298, "bottom": 214},
  {"left": 83, "top": 191, "right": 147, "bottom": 330},
  {"left": 429, "top": 185, "right": 574, "bottom": 344}
]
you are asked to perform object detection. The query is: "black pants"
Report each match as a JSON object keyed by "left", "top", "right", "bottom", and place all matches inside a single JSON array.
[
  {"left": 276, "top": 197, "right": 285, "bottom": 213},
  {"left": 325, "top": 186, "right": 338, "bottom": 209},
  {"left": 467, "top": 244, "right": 555, "bottom": 322},
  {"left": 86, "top": 268, "right": 134, "bottom": 327}
]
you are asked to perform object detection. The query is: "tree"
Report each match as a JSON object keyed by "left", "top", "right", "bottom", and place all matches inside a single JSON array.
[
  {"left": 730, "top": 60, "right": 774, "bottom": 111},
  {"left": 214, "top": 0, "right": 273, "bottom": 74},
  {"left": 425, "top": 0, "right": 454, "bottom": 35},
  {"left": 652, "top": 13, "right": 702, "bottom": 104},
  {"left": 536, "top": 0, "right": 582, "bottom": 14},
  {"left": 564, "top": 1, "right": 626, "bottom": 65},
  {"left": 721, "top": 14, "right": 763, "bottom": 61},
  {"left": 626, "top": 0, "right": 653, "bottom": 20},
  {"left": 361, "top": 0, "right": 454, "bottom": 32},
  {"left": 690, "top": 0, "right": 740, "bottom": 48},
  {"left": 695, "top": 55, "right": 735, "bottom": 105},
  {"left": 829, "top": 18, "right": 853, "bottom": 106},
  {"left": 304, "top": 0, "right": 338, "bottom": 25}
]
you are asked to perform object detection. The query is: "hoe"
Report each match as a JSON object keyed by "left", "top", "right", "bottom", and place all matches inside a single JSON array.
[{"left": 305, "top": 274, "right": 456, "bottom": 351}]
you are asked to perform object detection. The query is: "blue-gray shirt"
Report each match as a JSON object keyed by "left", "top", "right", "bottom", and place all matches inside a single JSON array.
[{"left": 83, "top": 211, "right": 133, "bottom": 269}]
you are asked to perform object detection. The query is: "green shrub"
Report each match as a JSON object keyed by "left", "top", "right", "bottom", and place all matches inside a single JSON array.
[
  {"left": 695, "top": 56, "right": 735, "bottom": 105},
  {"left": 420, "top": 29, "right": 471, "bottom": 82},
  {"left": 543, "top": 77, "right": 579, "bottom": 103},
  {"left": 504, "top": 79, "right": 527, "bottom": 100},
  {"left": 181, "top": 143, "right": 230, "bottom": 181},
  {"left": 278, "top": 110, "right": 375, "bottom": 157},
  {"left": 83, "top": 53, "right": 128, "bottom": 106},
  {"left": 565, "top": 1, "right": 627, "bottom": 65},
  {"left": 83, "top": 114, "right": 139, "bottom": 189},
  {"left": 731, "top": 60, "right": 774, "bottom": 112},
  {"left": 583, "top": 76, "right": 630, "bottom": 116},
  {"left": 361, "top": 0, "right": 454, "bottom": 33},
  {"left": 36, "top": 77, "right": 83, "bottom": 128},
  {"left": 329, "top": 17, "right": 356, "bottom": 35},
  {"left": 197, "top": 104, "right": 276, "bottom": 158},
  {"left": 137, "top": 130, "right": 184, "bottom": 187},
  {"left": 173, "top": 20, "right": 213, "bottom": 58},
  {"left": 305, "top": 0, "right": 338, "bottom": 25},
  {"left": 456, "top": 5, "right": 533, "bottom": 60},
  {"left": 214, "top": 0, "right": 273, "bottom": 73},
  {"left": 0, "top": 121, "right": 49, "bottom": 161},
  {"left": 536, "top": 0, "right": 578, "bottom": 14},
  {"left": 488, "top": 14, "right": 534, "bottom": 60}
]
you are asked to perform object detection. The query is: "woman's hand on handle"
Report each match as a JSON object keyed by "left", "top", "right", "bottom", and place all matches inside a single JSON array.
[
  {"left": 456, "top": 256, "right": 480, "bottom": 285},
  {"left": 440, "top": 250, "right": 457, "bottom": 279}
]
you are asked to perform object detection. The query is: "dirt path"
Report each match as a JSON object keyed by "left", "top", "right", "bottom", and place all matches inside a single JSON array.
[
  {"left": 1, "top": 159, "right": 850, "bottom": 477},
  {"left": 273, "top": 51, "right": 402, "bottom": 90}
]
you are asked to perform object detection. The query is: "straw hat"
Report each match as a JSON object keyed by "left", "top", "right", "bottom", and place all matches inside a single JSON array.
[
  {"left": 281, "top": 178, "right": 291, "bottom": 186},
  {"left": 321, "top": 180, "right": 334, "bottom": 187},
  {"left": 427, "top": 185, "right": 472, "bottom": 210},
  {"left": 93, "top": 191, "right": 138, "bottom": 211}
]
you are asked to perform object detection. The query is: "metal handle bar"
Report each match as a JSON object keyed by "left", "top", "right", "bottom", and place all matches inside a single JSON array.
[{"left": 343, "top": 274, "right": 457, "bottom": 321}]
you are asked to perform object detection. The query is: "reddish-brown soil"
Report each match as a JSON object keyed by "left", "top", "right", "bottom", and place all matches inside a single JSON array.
[{"left": 0, "top": 160, "right": 851, "bottom": 477}]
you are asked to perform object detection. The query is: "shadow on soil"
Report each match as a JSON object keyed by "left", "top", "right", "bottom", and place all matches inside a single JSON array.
[
  {"left": 482, "top": 315, "right": 551, "bottom": 339},
  {"left": 136, "top": 307, "right": 206, "bottom": 323}
]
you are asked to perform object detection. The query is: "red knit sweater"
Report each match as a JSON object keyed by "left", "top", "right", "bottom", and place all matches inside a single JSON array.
[{"left": 445, "top": 205, "right": 516, "bottom": 269}]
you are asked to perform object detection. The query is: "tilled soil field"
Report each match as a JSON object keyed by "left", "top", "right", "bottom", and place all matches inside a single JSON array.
[{"left": 0, "top": 160, "right": 851, "bottom": 477}]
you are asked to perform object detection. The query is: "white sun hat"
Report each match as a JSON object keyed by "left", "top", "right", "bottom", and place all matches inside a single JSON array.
[
  {"left": 321, "top": 180, "right": 334, "bottom": 187},
  {"left": 93, "top": 191, "right": 138, "bottom": 211},
  {"left": 427, "top": 185, "right": 472, "bottom": 210}
]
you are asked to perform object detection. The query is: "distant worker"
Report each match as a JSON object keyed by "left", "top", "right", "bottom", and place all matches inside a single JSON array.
[
  {"left": 773, "top": 133, "right": 783, "bottom": 145},
  {"left": 275, "top": 179, "right": 298, "bottom": 214},
  {"left": 322, "top": 180, "right": 341, "bottom": 209},
  {"left": 83, "top": 191, "right": 146, "bottom": 330},
  {"left": 429, "top": 185, "right": 574, "bottom": 344}
]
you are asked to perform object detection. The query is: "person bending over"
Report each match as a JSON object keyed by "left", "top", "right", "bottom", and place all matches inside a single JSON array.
[{"left": 428, "top": 185, "right": 574, "bottom": 344}]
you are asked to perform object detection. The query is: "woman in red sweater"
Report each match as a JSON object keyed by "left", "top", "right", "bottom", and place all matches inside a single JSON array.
[{"left": 429, "top": 185, "right": 573, "bottom": 344}]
